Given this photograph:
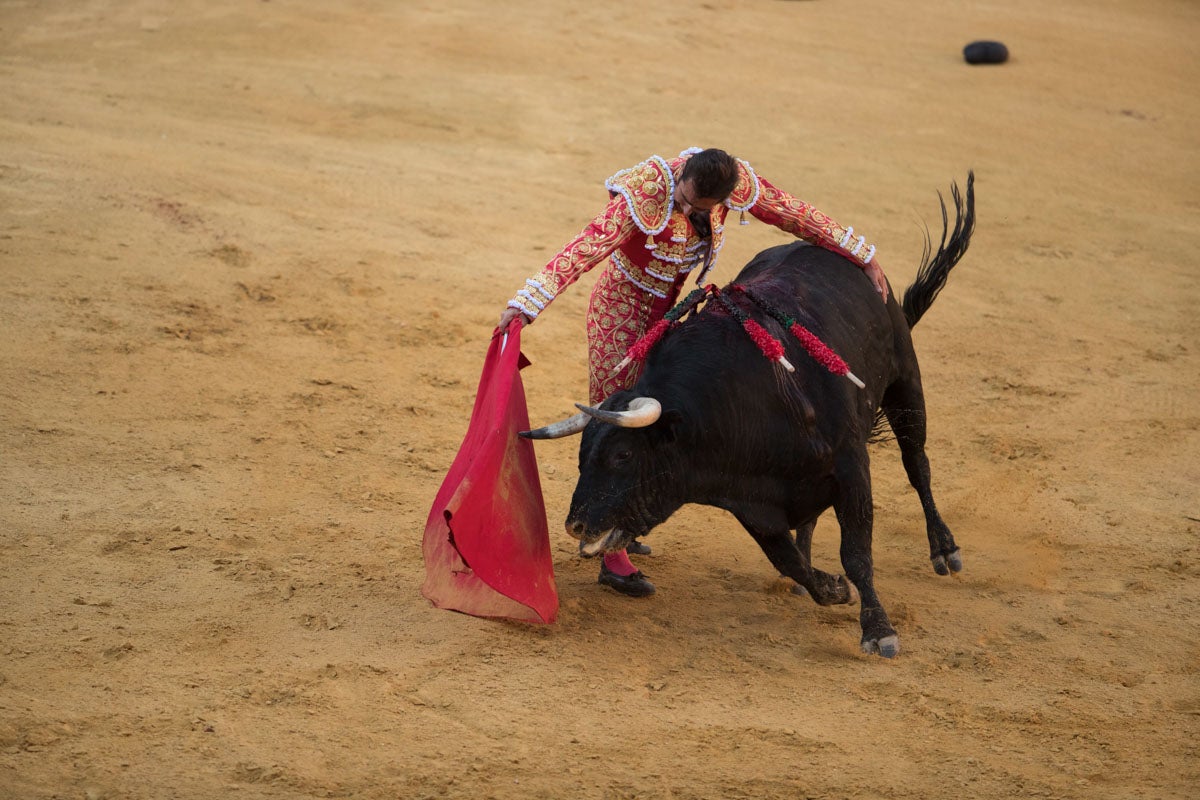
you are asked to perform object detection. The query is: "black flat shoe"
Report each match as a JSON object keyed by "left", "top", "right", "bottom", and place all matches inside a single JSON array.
[
  {"left": 626, "top": 539, "right": 652, "bottom": 556},
  {"left": 598, "top": 564, "right": 656, "bottom": 597}
]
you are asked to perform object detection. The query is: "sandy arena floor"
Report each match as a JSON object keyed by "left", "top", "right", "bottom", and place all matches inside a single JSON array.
[{"left": 2, "top": 1, "right": 1198, "bottom": 798}]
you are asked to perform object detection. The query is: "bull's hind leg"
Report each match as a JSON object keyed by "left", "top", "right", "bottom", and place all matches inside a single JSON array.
[
  {"left": 882, "top": 376, "right": 963, "bottom": 575},
  {"left": 733, "top": 510, "right": 853, "bottom": 606}
]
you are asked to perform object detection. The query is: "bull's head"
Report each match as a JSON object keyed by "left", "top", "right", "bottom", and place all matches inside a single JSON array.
[{"left": 521, "top": 393, "right": 681, "bottom": 557}]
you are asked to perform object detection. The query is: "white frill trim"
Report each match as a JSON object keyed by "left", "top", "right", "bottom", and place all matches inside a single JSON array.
[
  {"left": 605, "top": 155, "right": 675, "bottom": 236},
  {"left": 507, "top": 298, "right": 539, "bottom": 318},
  {"left": 723, "top": 158, "right": 760, "bottom": 213},
  {"left": 645, "top": 254, "right": 701, "bottom": 281},
  {"left": 526, "top": 278, "right": 554, "bottom": 302},
  {"left": 863, "top": 245, "right": 876, "bottom": 264},
  {"left": 644, "top": 264, "right": 677, "bottom": 281},
  {"left": 649, "top": 239, "right": 706, "bottom": 266},
  {"left": 650, "top": 250, "right": 686, "bottom": 265},
  {"left": 517, "top": 288, "right": 546, "bottom": 311},
  {"left": 850, "top": 236, "right": 866, "bottom": 256},
  {"left": 840, "top": 226, "right": 854, "bottom": 249},
  {"left": 611, "top": 252, "right": 667, "bottom": 298}
]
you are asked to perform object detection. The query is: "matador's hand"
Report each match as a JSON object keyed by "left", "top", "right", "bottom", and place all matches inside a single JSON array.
[
  {"left": 864, "top": 260, "right": 889, "bottom": 303},
  {"left": 496, "top": 307, "right": 531, "bottom": 335}
]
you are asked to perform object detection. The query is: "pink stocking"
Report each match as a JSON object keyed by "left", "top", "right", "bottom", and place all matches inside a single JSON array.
[{"left": 602, "top": 550, "right": 637, "bottom": 576}]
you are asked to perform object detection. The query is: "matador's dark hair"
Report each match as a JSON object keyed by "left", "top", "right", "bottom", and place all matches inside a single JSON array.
[{"left": 679, "top": 148, "right": 740, "bottom": 201}]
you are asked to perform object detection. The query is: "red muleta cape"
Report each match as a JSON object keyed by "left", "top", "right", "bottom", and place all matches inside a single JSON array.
[{"left": 421, "top": 323, "right": 558, "bottom": 624}]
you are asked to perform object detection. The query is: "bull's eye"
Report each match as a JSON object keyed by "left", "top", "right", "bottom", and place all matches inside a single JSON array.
[{"left": 611, "top": 449, "right": 633, "bottom": 466}]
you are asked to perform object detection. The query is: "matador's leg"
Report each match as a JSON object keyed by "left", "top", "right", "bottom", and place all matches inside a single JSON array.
[{"left": 586, "top": 270, "right": 656, "bottom": 406}]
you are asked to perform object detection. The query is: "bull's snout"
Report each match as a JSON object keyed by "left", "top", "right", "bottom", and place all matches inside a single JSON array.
[
  {"left": 564, "top": 519, "right": 629, "bottom": 558},
  {"left": 565, "top": 520, "right": 586, "bottom": 541}
]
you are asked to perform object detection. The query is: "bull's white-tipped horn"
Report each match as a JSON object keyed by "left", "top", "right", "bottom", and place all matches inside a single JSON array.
[
  {"left": 574, "top": 396, "right": 662, "bottom": 428},
  {"left": 519, "top": 411, "right": 589, "bottom": 440}
]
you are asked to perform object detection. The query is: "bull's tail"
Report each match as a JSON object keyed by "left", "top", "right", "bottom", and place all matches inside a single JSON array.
[{"left": 901, "top": 172, "right": 975, "bottom": 329}]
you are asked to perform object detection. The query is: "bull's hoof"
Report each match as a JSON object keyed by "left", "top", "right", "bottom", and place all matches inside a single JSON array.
[
  {"left": 808, "top": 575, "right": 857, "bottom": 606},
  {"left": 861, "top": 634, "right": 900, "bottom": 659},
  {"left": 932, "top": 549, "right": 964, "bottom": 575},
  {"left": 790, "top": 583, "right": 809, "bottom": 598},
  {"left": 626, "top": 539, "right": 652, "bottom": 556}
]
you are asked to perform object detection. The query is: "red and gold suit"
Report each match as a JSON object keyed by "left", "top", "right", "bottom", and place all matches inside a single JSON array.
[{"left": 507, "top": 148, "right": 879, "bottom": 404}]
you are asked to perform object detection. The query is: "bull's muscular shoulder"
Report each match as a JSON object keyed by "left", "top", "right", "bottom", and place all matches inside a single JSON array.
[{"left": 604, "top": 155, "right": 675, "bottom": 236}]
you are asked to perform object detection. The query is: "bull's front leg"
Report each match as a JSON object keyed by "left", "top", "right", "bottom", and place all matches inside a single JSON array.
[
  {"left": 785, "top": 519, "right": 817, "bottom": 597},
  {"left": 794, "top": 518, "right": 815, "bottom": 562},
  {"left": 733, "top": 509, "right": 854, "bottom": 606},
  {"left": 833, "top": 458, "right": 900, "bottom": 658}
]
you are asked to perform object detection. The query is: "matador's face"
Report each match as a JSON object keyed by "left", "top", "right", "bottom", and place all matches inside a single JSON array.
[{"left": 673, "top": 178, "right": 720, "bottom": 218}]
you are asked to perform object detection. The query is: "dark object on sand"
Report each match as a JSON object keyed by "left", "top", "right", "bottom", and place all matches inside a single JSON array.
[{"left": 963, "top": 40, "right": 1009, "bottom": 65}]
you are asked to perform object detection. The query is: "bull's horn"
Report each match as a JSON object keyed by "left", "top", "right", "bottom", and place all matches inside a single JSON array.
[
  {"left": 574, "top": 397, "right": 662, "bottom": 428},
  {"left": 519, "top": 411, "right": 589, "bottom": 440}
]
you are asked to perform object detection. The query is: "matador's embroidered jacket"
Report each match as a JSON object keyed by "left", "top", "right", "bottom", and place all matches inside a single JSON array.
[{"left": 507, "top": 148, "right": 879, "bottom": 404}]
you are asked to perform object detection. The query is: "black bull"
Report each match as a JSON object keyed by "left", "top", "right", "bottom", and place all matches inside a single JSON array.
[{"left": 523, "top": 174, "right": 975, "bottom": 658}]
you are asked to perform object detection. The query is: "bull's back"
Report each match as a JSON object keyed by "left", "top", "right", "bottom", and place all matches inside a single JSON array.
[
  {"left": 733, "top": 243, "right": 904, "bottom": 404},
  {"left": 733, "top": 242, "right": 883, "bottom": 326},
  {"left": 640, "top": 243, "right": 898, "bottom": 453}
]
